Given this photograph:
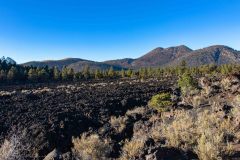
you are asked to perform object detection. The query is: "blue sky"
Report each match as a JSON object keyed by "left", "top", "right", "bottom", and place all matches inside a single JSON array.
[{"left": 0, "top": 0, "right": 239, "bottom": 63}]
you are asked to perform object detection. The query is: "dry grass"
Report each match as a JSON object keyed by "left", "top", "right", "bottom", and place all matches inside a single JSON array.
[
  {"left": 194, "top": 110, "right": 235, "bottom": 160},
  {"left": 232, "top": 95, "right": 240, "bottom": 107},
  {"left": 192, "top": 95, "right": 207, "bottom": 107},
  {"left": 0, "top": 131, "right": 30, "bottom": 160},
  {"left": 110, "top": 116, "right": 127, "bottom": 133},
  {"left": 72, "top": 133, "right": 111, "bottom": 160},
  {"left": 0, "top": 91, "right": 16, "bottom": 96},
  {"left": 120, "top": 138, "right": 145, "bottom": 160},
  {"left": 157, "top": 109, "right": 238, "bottom": 160},
  {"left": 126, "top": 106, "right": 146, "bottom": 116},
  {"left": 221, "top": 79, "right": 231, "bottom": 90},
  {"left": 161, "top": 110, "right": 196, "bottom": 150}
]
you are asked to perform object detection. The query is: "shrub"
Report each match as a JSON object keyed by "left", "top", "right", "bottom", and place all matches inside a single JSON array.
[
  {"left": 72, "top": 133, "right": 111, "bottom": 160},
  {"left": 0, "top": 132, "right": 30, "bottom": 160},
  {"left": 178, "top": 72, "right": 198, "bottom": 96},
  {"left": 120, "top": 138, "right": 145, "bottom": 160},
  {"left": 159, "top": 109, "right": 237, "bottom": 159},
  {"left": 148, "top": 92, "right": 173, "bottom": 112},
  {"left": 192, "top": 95, "right": 207, "bottom": 107},
  {"left": 161, "top": 110, "right": 195, "bottom": 149},
  {"left": 126, "top": 106, "right": 146, "bottom": 116},
  {"left": 232, "top": 95, "right": 240, "bottom": 107},
  {"left": 110, "top": 116, "right": 127, "bottom": 133}
]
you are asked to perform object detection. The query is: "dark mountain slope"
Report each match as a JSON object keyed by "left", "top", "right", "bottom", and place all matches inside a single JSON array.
[
  {"left": 104, "top": 58, "right": 135, "bottom": 68},
  {"left": 67, "top": 61, "right": 124, "bottom": 72},
  {"left": 170, "top": 45, "right": 240, "bottom": 66},
  {"left": 22, "top": 58, "right": 125, "bottom": 71}
]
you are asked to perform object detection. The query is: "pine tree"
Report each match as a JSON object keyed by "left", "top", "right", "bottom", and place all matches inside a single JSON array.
[
  {"left": 147, "top": 67, "right": 153, "bottom": 77},
  {"left": 38, "top": 68, "right": 49, "bottom": 81},
  {"left": 0, "top": 70, "right": 7, "bottom": 81},
  {"left": 67, "top": 68, "right": 74, "bottom": 80},
  {"left": 120, "top": 69, "right": 125, "bottom": 78},
  {"left": 83, "top": 65, "right": 90, "bottom": 80},
  {"left": 95, "top": 69, "right": 102, "bottom": 79},
  {"left": 28, "top": 68, "right": 38, "bottom": 81},
  {"left": 53, "top": 67, "right": 60, "bottom": 81},
  {"left": 130, "top": 71, "right": 135, "bottom": 78},
  {"left": 126, "top": 69, "right": 132, "bottom": 77},
  {"left": 61, "top": 66, "right": 68, "bottom": 80},
  {"left": 7, "top": 66, "right": 18, "bottom": 81},
  {"left": 139, "top": 68, "right": 147, "bottom": 79},
  {"left": 178, "top": 72, "right": 198, "bottom": 95},
  {"left": 107, "top": 67, "right": 115, "bottom": 78},
  {"left": 74, "top": 72, "right": 82, "bottom": 80}
]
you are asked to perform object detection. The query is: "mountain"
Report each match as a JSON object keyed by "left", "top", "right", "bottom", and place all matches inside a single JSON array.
[
  {"left": 68, "top": 61, "right": 125, "bottom": 72},
  {"left": 104, "top": 45, "right": 192, "bottom": 69},
  {"left": 169, "top": 45, "right": 240, "bottom": 66},
  {"left": 104, "top": 58, "right": 135, "bottom": 68},
  {"left": 22, "top": 58, "right": 88, "bottom": 69},
  {"left": 22, "top": 45, "right": 240, "bottom": 70},
  {"left": 22, "top": 58, "right": 125, "bottom": 71},
  {"left": 1, "top": 56, "right": 16, "bottom": 65},
  {"left": 130, "top": 45, "right": 192, "bottom": 68}
]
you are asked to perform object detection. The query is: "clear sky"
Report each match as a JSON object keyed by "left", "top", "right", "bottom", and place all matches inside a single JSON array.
[{"left": 0, "top": 0, "right": 239, "bottom": 63}]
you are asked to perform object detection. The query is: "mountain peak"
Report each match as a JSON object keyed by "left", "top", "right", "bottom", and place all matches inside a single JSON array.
[
  {"left": 131, "top": 45, "right": 192, "bottom": 68},
  {"left": 166, "top": 45, "right": 192, "bottom": 50},
  {"left": 1, "top": 56, "right": 16, "bottom": 65},
  {"left": 169, "top": 45, "right": 240, "bottom": 66},
  {"left": 201, "top": 45, "right": 234, "bottom": 51}
]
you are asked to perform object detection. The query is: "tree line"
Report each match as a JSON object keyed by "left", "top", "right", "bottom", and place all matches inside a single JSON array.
[{"left": 0, "top": 58, "right": 240, "bottom": 84}]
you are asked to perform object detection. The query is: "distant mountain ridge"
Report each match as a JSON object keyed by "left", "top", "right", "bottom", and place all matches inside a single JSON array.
[
  {"left": 169, "top": 45, "right": 240, "bottom": 66},
  {"left": 22, "top": 45, "right": 240, "bottom": 71},
  {"left": 22, "top": 58, "right": 86, "bottom": 69}
]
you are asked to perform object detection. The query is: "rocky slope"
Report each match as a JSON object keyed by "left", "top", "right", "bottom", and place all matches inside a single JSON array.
[
  {"left": 68, "top": 61, "right": 124, "bottom": 72},
  {"left": 129, "top": 45, "right": 192, "bottom": 68},
  {"left": 169, "top": 45, "right": 240, "bottom": 66},
  {"left": 0, "top": 78, "right": 174, "bottom": 159}
]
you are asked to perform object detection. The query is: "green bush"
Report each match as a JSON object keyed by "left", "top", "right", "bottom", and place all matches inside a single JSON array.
[
  {"left": 148, "top": 92, "right": 173, "bottom": 112},
  {"left": 178, "top": 72, "right": 198, "bottom": 95}
]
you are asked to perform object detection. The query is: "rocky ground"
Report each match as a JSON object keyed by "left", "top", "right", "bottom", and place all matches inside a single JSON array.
[
  {"left": 1, "top": 74, "right": 240, "bottom": 160},
  {"left": 0, "top": 78, "right": 175, "bottom": 159}
]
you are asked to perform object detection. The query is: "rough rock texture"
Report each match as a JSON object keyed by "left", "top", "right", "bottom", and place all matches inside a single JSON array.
[{"left": 0, "top": 79, "right": 172, "bottom": 159}]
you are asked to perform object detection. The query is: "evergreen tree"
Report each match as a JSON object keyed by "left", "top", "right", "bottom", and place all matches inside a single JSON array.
[
  {"left": 28, "top": 68, "right": 38, "bottom": 81},
  {"left": 139, "top": 68, "right": 147, "bottom": 79},
  {"left": 130, "top": 70, "right": 135, "bottom": 78},
  {"left": 147, "top": 67, "right": 153, "bottom": 77},
  {"left": 74, "top": 72, "right": 82, "bottom": 80},
  {"left": 67, "top": 68, "right": 74, "bottom": 80},
  {"left": 120, "top": 69, "right": 125, "bottom": 78},
  {"left": 177, "top": 60, "right": 187, "bottom": 75},
  {"left": 107, "top": 67, "right": 115, "bottom": 78},
  {"left": 53, "top": 67, "right": 61, "bottom": 81},
  {"left": 61, "top": 66, "right": 68, "bottom": 80},
  {"left": 7, "top": 66, "right": 18, "bottom": 81},
  {"left": 95, "top": 69, "right": 102, "bottom": 79},
  {"left": 178, "top": 72, "right": 198, "bottom": 95},
  {"left": 0, "top": 70, "right": 7, "bottom": 81},
  {"left": 83, "top": 65, "right": 90, "bottom": 80},
  {"left": 126, "top": 69, "right": 132, "bottom": 77},
  {"left": 38, "top": 68, "right": 49, "bottom": 81}
]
